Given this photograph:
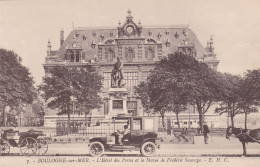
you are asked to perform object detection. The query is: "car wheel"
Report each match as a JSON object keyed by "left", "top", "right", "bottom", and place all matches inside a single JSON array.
[
  {"left": 88, "top": 141, "right": 104, "bottom": 157},
  {"left": 141, "top": 142, "right": 157, "bottom": 157}
]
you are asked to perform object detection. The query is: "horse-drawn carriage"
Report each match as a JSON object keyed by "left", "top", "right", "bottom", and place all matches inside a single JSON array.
[
  {"left": 226, "top": 126, "right": 260, "bottom": 156},
  {"left": 0, "top": 129, "right": 48, "bottom": 156}
]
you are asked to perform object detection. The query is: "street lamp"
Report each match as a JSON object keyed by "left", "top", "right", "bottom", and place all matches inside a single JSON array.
[
  {"left": 70, "top": 96, "right": 77, "bottom": 134},
  {"left": 71, "top": 96, "right": 76, "bottom": 121}
]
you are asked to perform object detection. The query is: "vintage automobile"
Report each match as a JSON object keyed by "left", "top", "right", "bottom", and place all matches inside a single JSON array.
[{"left": 88, "top": 115, "right": 160, "bottom": 157}]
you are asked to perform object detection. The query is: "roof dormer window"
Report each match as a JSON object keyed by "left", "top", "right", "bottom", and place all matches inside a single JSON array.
[
  {"left": 183, "top": 29, "right": 187, "bottom": 36},
  {"left": 100, "top": 34, "right": 104, "bottom": 40},
  {"left": 93, "top": 32, "right": 96, "bottom": 37},
  {"left": 110, "top": 32, "right": 113, "bottom": 37},
  {"left": 91, "top": 40, "right": 96, "bottom": 48},
  {"left": 166, "top": 39, "right": 170, "bottom": 47},
  {"left": 66, "top": 50, "right": 82, "bottom": 63},
  {"left": 83, "top": 34, "right": 87, "bottom": 41},
  {"left": 165, "top": 30, "right": 169, "bottom": 35},
  {"left": 75, "top": 33, "right": 79, "bottom": 37},
  {"left": 175, "top": 32, "right": 179, "bottom": 38},
  {"left": 148, "top": 30, "right": 152, "bottom": 36},
  {"left": 158, "top": 33, "right": 162, "bottom": 39}
]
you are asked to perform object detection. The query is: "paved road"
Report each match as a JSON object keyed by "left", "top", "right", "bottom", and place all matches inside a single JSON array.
[
  {"left": 2, "top": 137, "right": 260, "bottom": 167},
  {"left": 3, "top": 136, "right": 260, "bottom": 156}
]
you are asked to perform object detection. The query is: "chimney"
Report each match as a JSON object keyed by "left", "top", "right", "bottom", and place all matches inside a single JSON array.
[
  {"left": 47, "top": 40, "right": 51, "bottom": 56},
  {"left": 60, "top": 29, "right": 64, "bottom": 46}
]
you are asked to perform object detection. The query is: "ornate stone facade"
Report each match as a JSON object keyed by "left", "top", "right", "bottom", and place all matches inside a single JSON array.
[{"left": 43, "top": 10, "right": 219, "bottom": 126}]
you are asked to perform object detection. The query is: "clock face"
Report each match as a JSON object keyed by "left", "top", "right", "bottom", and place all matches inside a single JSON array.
[{"left": 127, "top": 26, "right": 133, "bottom": 34}]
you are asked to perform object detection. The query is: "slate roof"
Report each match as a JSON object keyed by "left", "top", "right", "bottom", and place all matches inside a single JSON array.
[
  {"left": 51, "top": 8, "right": 210, "bottom": 64},
  {"left": 53, "top": 25, "right": 208, "bottom": 63}
]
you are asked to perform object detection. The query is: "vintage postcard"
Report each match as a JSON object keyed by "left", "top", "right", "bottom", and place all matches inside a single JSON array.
[{"left": 0, "top": 0, "right": 260, "bottom": 167}]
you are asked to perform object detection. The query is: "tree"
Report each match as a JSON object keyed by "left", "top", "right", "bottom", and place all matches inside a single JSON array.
[
  {"left": 169, "top": 102, "right": 188, "bottom": 128},
  {"left": 215, "top": 73, "right": 243, "bottom": 128},
  {"left": 239, "top": 70, "right": 260, "bottom": 129},
  {"left": 39, "top": 65, "right": 103, "bottom": 130},
  {"left": 135, "top": 52, "right": 222, "bottom": 129},
  {"left": 189, "top": 62, "right": 223, "bottom": 131},
  {"left": 0, "top": 48, "right": 36, "bottom": 127},
  {"left": 134, "top": 81, "right": 153, "bottom": 115}
]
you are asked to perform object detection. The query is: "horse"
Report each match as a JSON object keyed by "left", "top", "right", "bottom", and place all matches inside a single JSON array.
[{"left": 226, "top": 126, "right": 260, "bottom": 156}]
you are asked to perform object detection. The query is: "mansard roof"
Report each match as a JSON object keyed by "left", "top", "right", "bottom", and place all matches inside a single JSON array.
[{"left": 53, "top": 25, "right": 208, "bottom": 62}]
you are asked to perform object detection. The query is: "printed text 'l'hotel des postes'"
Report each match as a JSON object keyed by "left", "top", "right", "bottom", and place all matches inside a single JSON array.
[{"left": 43, "top": 10, "right": 219, "bottom": 127}]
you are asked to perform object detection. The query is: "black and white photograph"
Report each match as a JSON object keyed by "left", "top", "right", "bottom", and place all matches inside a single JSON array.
[{"left": 0, "top": 0, "right": 260, "bottom": 167}]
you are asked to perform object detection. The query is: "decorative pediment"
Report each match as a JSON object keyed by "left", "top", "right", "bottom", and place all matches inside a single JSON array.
[
  {"left": 104, "top": 39, "right": 116, "bottom": 45},
  {"left": 117, "top": 10, "right": 142, "bottom": 37},
  {"left": 145, "top": 38, "right": 157, "bottom": 44},
  {"left": 66, "top": 39, "right": 83, "bottom": 50}
]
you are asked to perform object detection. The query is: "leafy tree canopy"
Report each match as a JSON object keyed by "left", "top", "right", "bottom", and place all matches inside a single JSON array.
[
  {"left": 239, "top": 69, "right": 260, "bottom": 129},
  {"left": 214, "top": 73, "right": 243, "bottom": 127},
  {"left": 39, "top": 65, "right": 103, "bottom": 117},
  {"left": 135, "top": 52, "right": 222, "bottom": 128},
  {"left": 0, "top": 48, "right": 36, "bottom": 109}
]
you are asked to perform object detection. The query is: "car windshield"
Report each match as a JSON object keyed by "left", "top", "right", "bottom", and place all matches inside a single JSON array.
[{"left": 113, "top": 118, "right": 129, "bottom": 132}]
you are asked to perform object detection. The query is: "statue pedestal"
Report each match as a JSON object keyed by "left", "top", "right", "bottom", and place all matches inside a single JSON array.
[{"left": 107, "top": 87, "right": 128, "bottom": 116}]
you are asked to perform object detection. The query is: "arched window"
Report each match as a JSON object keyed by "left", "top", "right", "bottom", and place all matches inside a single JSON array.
[
  {"left": 147, "top": 49, "right": 154, "bottom": 60},
  {"left": 108, "top": 49, "right": 115, "bottom": 61},
  {"left": 126, "top": 48, "right": 134, "bottom": 62}
]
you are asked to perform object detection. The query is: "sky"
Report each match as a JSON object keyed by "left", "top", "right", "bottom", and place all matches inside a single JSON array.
[{"left": 0, "top": 0, "right": 260, "bottom": 85}]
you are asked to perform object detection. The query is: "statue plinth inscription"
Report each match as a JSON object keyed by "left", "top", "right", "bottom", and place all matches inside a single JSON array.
[{"left": 107, "top": 87, "right": 128, "bottom": 116}]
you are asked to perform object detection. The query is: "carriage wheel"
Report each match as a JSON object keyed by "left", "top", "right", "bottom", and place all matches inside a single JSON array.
[
  {"left": 35, "top": 138, "right": 48, "bottom": 155},
  {"left": 140, "top": 142, "right": 157, "bottom": 157},
  {"left": 20, "top": 137, "right": 37, "bottom": 156},
  {"left": 0, "top": 140, "right": 10, "bottom": 155}
]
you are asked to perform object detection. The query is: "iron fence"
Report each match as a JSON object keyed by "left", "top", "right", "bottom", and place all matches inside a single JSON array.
[{"left": 56, "top": 118, "right": 128, "bottom": 136}]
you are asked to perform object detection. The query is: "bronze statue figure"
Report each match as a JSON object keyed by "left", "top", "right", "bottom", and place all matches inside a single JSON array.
[{"left": 111, "top": 57, "right": 124, "bottom": 87}]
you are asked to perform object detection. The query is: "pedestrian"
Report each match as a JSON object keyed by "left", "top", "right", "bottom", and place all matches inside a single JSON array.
[
  {"left": 203, "top": 122, "right": 210, "bottom": 144},
  {"left": 196, "top": 125, "right": 201, "bottom": 136},
  {"left": 179, "top": 128, "right": 189, "bottom": 142}
]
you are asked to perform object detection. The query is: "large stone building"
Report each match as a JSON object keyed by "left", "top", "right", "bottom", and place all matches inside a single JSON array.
[{"left": 43, "top": 10, "right": 219, "bottom": 127}]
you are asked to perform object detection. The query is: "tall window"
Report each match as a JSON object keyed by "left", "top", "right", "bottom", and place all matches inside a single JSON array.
[
  {"left": 67, "top": 50, "right": 81, "bottom": 62},
  {"left": 124, "top": 72, "right": 138, "bottom": 92},
  {"left": 70, "top": 54, "right": 74, "bottom": 62},
  {"left": 126, "top": 48, "right": 135, "bottom": 62},
  {"left": 75, "top": 50, "right": 80, "bottom": 62},
  {"left": 103, "top": 72, "right": 111, "bottom": 89},
  {"left": 108, "top": 49, "right": 115, "bottom": 61},
  {"left": 147, "top": 49, "right": 154, "bottom": 60},
  {"left": 127, "top": 101, "right": 137, "bottom": 116},
  {"left": 142, "top": 71, "right": 151, "bottom": 81}
]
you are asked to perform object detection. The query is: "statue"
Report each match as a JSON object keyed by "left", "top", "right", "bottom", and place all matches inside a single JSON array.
[{"left": 111, "top": 57, "right": 124, "bottom": 87}]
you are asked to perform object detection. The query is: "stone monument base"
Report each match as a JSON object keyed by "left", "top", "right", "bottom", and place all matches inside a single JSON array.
[{"left": 107, "top": 87, "right": 128, "bottom": 116}]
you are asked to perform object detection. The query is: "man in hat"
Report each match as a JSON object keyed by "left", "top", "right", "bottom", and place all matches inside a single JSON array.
[
  {"left": 112, "top": 57, "right": 124, "bottom": 87},
  {"left": 202, "top": 122, "right": 210, "bottom": 144}
]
